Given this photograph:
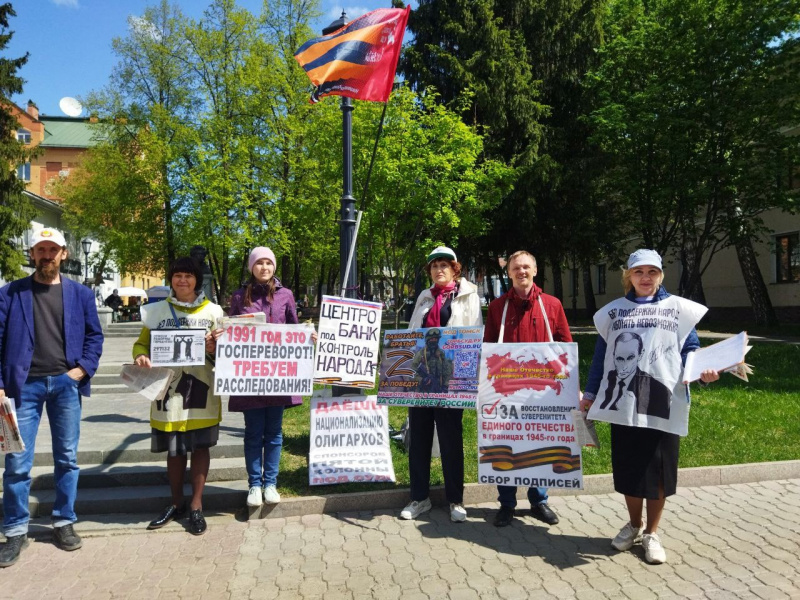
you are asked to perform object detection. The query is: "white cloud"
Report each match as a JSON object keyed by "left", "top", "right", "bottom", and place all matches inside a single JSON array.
[
  {"left": 327, "top": 5, "right": 371, "bottom": 22},
  {"left": 51, "top": 0, "right": 79, "bottom": 7}
]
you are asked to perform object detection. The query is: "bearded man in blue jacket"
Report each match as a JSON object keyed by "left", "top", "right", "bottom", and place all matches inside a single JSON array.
[{"left": 0, "top": 228, "right": 103, "bottom": 567}]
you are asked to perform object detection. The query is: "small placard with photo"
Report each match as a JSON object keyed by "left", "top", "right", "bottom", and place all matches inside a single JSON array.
[{"left": 150, "top": 329, "right": 206, "bottom": 367}]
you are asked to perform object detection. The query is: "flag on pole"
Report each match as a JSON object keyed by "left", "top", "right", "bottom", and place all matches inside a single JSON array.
[{"left": 294, "top": 7, "right": 411, "bottom": 103}]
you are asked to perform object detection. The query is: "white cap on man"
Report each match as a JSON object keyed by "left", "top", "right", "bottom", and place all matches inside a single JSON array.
[
  {"left": 627, "top": 249, "right": 662, "bottom": 270},
  {"left": 426, "top": 246, "right": 457, "bottom": 264},
  {"left": 31, "top": 228, "right": 67, "bottom": 249}
]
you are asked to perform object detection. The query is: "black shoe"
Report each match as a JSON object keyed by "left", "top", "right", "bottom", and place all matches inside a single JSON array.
[
  {"left": 148, "top": 503, "right": 186, "bottom": 530},
  {"left": 493, "top": 506, "right": 515, "bottom": 527},
  {"left": 53, "top": 524, "right": 83, "bottom": 551},
  {"left": 0, "top": 535, "right": 29, "bottom": 567},
  {"left": 531, "top": 503, "right": 559, "bottom": 525},
  {"left": 188, "top": 509, "right": 207, "bottom": 536}
]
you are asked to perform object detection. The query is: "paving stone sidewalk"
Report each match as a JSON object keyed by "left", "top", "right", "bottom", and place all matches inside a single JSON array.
[{"left": 1, "top": 478, "right": 798, "bottom": 600}]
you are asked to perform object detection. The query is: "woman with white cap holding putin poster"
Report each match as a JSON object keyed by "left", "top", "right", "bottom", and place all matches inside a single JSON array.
[
  {"left": 400, "top": 246, "right": 482, "bottom": 523},
  {"left": 581, "top": 249, "right": 719, "bottom": 565},
  {"left": 228, "top": 247, "right": 305, "bottom": 509}
]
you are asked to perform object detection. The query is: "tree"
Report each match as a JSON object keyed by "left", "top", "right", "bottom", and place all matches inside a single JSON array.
[
  {"left": 0, "top": 3, "right": 35, "bottom": 280},
  {"left": 589, "top": 0, "right": 800, "bottom": 323}
]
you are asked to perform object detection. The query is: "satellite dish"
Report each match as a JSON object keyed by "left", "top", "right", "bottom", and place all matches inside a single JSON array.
[{"left": 59, "top": 97, "right": 83, "bottom": 117}]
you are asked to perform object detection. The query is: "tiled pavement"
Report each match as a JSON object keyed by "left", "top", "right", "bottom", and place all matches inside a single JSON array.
[{"left": 2, "top": 478, "right": 798, "bottom": 599}]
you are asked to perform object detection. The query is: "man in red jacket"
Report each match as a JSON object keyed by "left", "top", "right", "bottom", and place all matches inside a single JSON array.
[{"left": 484, "top": 251, "right": 573, "bottom": 527}]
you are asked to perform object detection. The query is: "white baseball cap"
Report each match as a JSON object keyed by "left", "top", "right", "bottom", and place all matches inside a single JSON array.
[
  {"left": 31, "top": 228, "right": 67, "bottom": 249},
  {"left": 426, "top": 246, "right": 457, "bottom": 264},
  {"left": 627, "top": 249, "right": 662, "bottom": 270}
]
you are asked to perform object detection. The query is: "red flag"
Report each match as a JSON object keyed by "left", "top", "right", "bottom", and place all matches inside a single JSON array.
[{"left": 294, "top": 7, "right": 410, "bottom": 103}]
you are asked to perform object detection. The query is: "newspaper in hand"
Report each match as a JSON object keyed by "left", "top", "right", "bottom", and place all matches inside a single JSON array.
[
  {"left": 0, "top": 398, "right": 24, "bottom": 453},
  {"left": 216, "top": 312, "right": 267, "bottom": 330},
  {"left": 120, "top": 364, "right": 177, "bottom": 402},
  {"left": 571, "top": 409, "right": 600, "bottom": 448},
  {"left": 682, "top": 331, "right": 753, "bottom": 383}
]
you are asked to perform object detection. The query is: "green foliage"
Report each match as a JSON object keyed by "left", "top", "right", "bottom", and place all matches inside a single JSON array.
[
  {"left": 588, "top": 0, "right": 800, "bottom": 298},
  {"left": 0, "top": 3, "right": 35, "bottom": 280}
]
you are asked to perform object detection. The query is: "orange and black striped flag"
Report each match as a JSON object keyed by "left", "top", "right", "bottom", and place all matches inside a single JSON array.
[{"left": 294, "top": 7, "right": 410, "bottom": 103}]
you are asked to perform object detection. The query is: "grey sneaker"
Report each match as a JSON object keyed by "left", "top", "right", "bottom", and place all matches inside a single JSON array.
[
  {"left": 0, "top": 535, "right": 29, "bottom": 567},
  {"left": 611, "top": 521, "right": 644, "bottom": 551},
  {"left": 643, "top": 533, "right": 667, "bottom": 564},
  {"left": 400, "top": 498, "right": 432, "bottom": 520},
  {"left": 53, "top": 524, "right": 83, "bottom": 551},
  {"left": 450, "top": 503, "right": 467, "bottom": 523}
]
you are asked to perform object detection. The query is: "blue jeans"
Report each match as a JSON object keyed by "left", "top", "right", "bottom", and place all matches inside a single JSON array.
[
  {"left": 497, "top": 485, "right": 548, "bottom": 509},
  {"left": 3, "top": 374, "right": 82, "bottom": 536},
  {"left": 242, "top": 406, "right": 284, "bottom": 488}
]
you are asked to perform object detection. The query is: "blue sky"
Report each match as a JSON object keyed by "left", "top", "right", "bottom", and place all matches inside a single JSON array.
[{"left": 7, "top": 0, "right": 413, "bottom": 117}]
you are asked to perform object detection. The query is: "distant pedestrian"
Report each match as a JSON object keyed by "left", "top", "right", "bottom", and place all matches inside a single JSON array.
[
  {"left": 581, "top": 249, "right": 719, "bottom": 564},
  {"left": 0, "top": 228, "right": 104, "bottom": 567},
  {"left": 133, "top": 257, "right": 224, "bottom": 536},
  {"left": 105, "top": 289, "right": 123, "bottom": 322},
  {"left": 400, "top": 246, "right": 482, "bottom": 523}
]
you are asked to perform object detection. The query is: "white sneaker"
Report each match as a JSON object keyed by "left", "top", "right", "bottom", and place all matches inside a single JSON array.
[
  {"left": 247, "top": 486, "right": 263, "bottom": 507},
  {"left": 611, "top": 521, "right": 644, "bottom": 551},
  {"left": 263, "top": 485, "right": 281, "bottom": 504},
  {"left": 450, "top": 503, "right": 467, "bottom": 523},
  {"left": 643, "top": 533, "right": 667, "bottom": 564},
  {"left": 399, "top": 498, "right": 432, "bottom": 520}
]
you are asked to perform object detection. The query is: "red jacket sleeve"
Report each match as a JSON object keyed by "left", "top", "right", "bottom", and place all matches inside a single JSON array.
[
  {"left": 551, "top": 301, "right": 573, "bottom": 342},
  {"left": 483, "top": 298, "right": 502, "bottom": 343}
]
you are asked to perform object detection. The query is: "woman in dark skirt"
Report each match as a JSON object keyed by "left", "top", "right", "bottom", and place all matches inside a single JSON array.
[
  {"left": 132, "top": 257, "right": 224, "bottom": 535},
  {"left": 581, "top": 249, "right": 718, "bottom": 565}
]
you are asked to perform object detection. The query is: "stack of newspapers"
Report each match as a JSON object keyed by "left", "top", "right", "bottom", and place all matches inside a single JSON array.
[
  {"left": 0, "top": 397, "right": 24, "bottom": 453},
  {"left": 683, "top": 331, "right": 754, "bottom": 383}
]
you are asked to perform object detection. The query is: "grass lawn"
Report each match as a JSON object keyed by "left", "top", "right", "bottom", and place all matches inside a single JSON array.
[{"left": 275, "top": 333, "right": 800, "bottom": 497}]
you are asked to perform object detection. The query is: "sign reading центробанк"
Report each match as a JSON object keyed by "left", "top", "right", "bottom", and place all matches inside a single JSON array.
[
  {"left": 313, "top": 295, "right": 382, "bottom": 388},
  {"left": 214, "top": 323, "right": 315, "bottom": 396}
]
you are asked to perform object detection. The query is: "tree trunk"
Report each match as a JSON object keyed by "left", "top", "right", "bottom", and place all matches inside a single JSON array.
[
  {"left": 678, "top": 247, "right": 707, "bottom": 304},
  {"left": 732, "top": 235, "right": 778, "bottom": 326},
  {"left": 281, "top": 254, "right": 291, "bottom": 286},
  {"left": 551, "top": 262, "right": 564, "bottom": 303},
  {"left": 316, "top": 263, "right": 325, "bottom": 307},
  {"left": 582, "top": 265, "right": 597, "bottom": 318}
]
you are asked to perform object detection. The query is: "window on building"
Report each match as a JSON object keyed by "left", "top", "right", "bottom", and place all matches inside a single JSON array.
[
  {"left": 16, "top": 163, "right": 30, "bottom": 181},
  {"left": 16, "top": 129, "right": 30, "bottom": 144},
  {"left": 596, "top": 264, "right": 607, "bottom": 295},
  {"left": 776, "top": 232, "right": 800, "bottom": 283}
]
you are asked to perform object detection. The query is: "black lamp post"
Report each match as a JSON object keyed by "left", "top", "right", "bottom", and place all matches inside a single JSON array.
[
  {"left": 81, "top": 239, "right": 92, "bottom": 286},
  {"left": 323, "top": 11, "right": 358, "bottom": 301}
]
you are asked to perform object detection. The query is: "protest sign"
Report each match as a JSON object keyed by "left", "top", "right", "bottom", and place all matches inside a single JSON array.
[
  {"left": 150, "top": 329, "right": 206, "bottom": 367},
  {"left": 377, "top": 326, "right": 483, "bottom": 409},
  {"left": 587, "top": 295, "right": 707, "bottom": 436},
  {"left": 214, "top": 323, "right": 315, "bottom": 396},
  {"left": 308, "top": 393, "right": 395, "bottom": 485},
  {"left": 314, "top": 295, "right": 383, "bottom": 388},
  {"left": 477, "top": 342, "right": 583, "bottom": 490}
]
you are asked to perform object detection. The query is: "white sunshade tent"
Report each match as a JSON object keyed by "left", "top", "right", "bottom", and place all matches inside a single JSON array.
[
  {"left": 115, "top": 286, "right": 148, "bottom": 298},
  {"left": 146, "top": 285, "right": 171, "bottom": 299}
]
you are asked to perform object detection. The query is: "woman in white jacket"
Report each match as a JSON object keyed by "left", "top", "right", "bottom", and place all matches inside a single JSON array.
[{"left": 400, "top": 246, "right": 483, "bottom": 523}]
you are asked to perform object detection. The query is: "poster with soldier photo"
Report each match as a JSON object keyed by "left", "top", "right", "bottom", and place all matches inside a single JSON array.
[
  {"left": 150, "top": 329, "right": 207, "bottom": 367},
  {"left": 377, "top": 326, "right": 483, "bottom": 409}
]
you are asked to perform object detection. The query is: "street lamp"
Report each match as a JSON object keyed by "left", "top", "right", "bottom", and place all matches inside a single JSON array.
[
  {"left": 323, "top": 11, "right": 358, "bottom": 301},
  {"left": 81, "top": 239, "right": 92, "bottom": 286}
]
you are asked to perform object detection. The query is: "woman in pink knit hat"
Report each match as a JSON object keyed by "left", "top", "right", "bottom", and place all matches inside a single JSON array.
[{"left": 228, "top": 247, "right": 300, "bottom": 507}]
